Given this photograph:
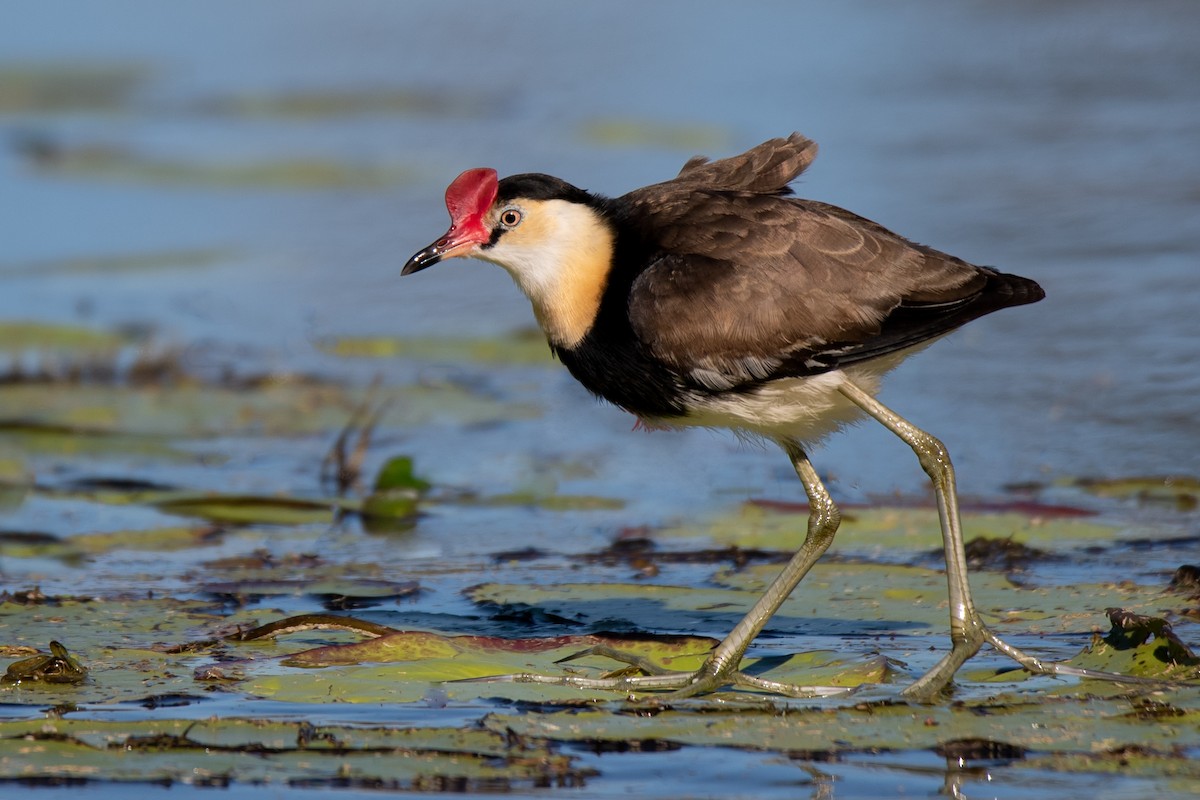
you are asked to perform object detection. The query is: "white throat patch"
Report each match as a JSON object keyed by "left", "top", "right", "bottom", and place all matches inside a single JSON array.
[{"left": 477, "top": 199, "right": 614, "bottom": 348}]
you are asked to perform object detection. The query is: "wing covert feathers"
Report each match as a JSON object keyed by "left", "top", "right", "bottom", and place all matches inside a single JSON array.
[{"left": 616, "top": 135, "right": 1042, "bottom": 393}]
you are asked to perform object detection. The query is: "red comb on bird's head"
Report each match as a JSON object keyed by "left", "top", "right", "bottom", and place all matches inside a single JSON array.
[
  {"left": 445, "top": 168, "right": 498, "bottom": 228},
  {"left": 402, "top": 168, "right": 498, "bottom": 275}
]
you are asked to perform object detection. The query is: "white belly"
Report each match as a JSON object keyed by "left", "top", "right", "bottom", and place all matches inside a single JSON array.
[{"left": 658, "top": 351, "right": 917, "bottom": 445}]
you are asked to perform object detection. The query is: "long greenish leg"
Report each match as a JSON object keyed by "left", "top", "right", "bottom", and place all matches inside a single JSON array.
[
  {"left": 835, "top": 380, "right": 1166, "bottom": 697},
  {"left": 468, "top": 440, "right": 850, "bottom": 699},
  {"left": 837, "top": 379, "right": 986, "bottom": 698},
  {"left": 473, "top": 400, "right": 1155, "bottom": 697},
  {"left": 665, "top": 439, "right": 843, "bottom": 695}
]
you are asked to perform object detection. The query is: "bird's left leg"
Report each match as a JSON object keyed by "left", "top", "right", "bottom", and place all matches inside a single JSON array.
[
  {"left": 836, "top": 379, "right": 1157, "bottom": 699},
  {"left": 837, "top": 380, "right": 985, "bottom": 699}
]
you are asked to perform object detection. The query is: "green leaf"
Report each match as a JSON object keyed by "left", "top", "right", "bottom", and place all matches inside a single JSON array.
[
  {"left": 372, "top": 456, "right": 429, "bottom": 492},
  {"left": 153, "top": 493, "right": 337, "bottom": 526}
]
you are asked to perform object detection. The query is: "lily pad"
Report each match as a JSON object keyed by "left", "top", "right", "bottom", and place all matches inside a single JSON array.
[
  {"left": 657, "top": 502, "right": 1125, "bottom": 554},
  {"left": 0, "top": 321, "right": 129, "bottom": 355},
  {"left": 316, "top": 330, "right": 555, "bottom": 364},
  {"left": 153, "top": 493, "right": 339, "bottom": 526},
  {"left": 0, "top": 597, "right": 262, "bottom": 706},
  {"left": 360, "top": 456, "right": 426, "bottom": 528},
  {"left": 201, "top": 578, "right": 419, "bottom": 609},
  {"left": 0, "top": 248, "right": 232, "bottom": 279},
  {"left": 1072, "top": 475, "right": 1200, "bottom": 510},
  {"left": 199, "top": 87, "right": 493, "bottom": 118},
  {"left": 481, "top": 686, "right": 1200, "bottom": 758},
  {"left": 0, "top": 379, "right": 530, "bottom": 443},
  {"left": 20, "top": 142, "right": 416, "bottom": 189},
  {"left": 0, "top": 717, "right": 591, "bottom": 788},
  {"left": 463, "top": 491, "right": 626, "bottom": 511},
  {"left": 235, "top": 626, "right": 891, "bottom": 704},
  {"left": 0, "top": 63, "right": 146, "bottom": 112}
]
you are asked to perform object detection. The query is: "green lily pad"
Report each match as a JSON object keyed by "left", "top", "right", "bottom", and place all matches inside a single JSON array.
[
  {"left": 716, "top": 561, "right": 1194, "bottom": 636},
  {"left": 316, "top": 330, "right": 554, "bottom": 364},
  {"left": 464, "top": 491, "right": 626, "bottom": 511},
  {"left": 0, "top": 321, "right": 129, "bottom": 355},
  {"left": 1, "top": 249, "right": 232, "bottom": 281},
  {"left": 0, "top": 449, "right": 32, "bottom": 510},
  {"left": 657, "top": 502, "right": 1125, "bottom": 554},
  {"left": 0, "top": 419, "right": 183, "bottom": 460},
  {"left": 0, "top": 718, "right": 591, "bottom": 788},
  {"left": 373, "top": 456, "right": 431, "bottom": 493},
  {"left": 0, "top": 526, "right": 219, "bottom": 563},
  {"left": 235, "top": 626, "right": 893, "bottom": 704},
  {"left": 0, "top": 379, "right": 530, "bottom": 446},
  {"left": 24, "top": 144, "right": 416, "bottom": 189},
  {"left": 153, "top": 493, "right": 338, "bottom": 526},
  {"left": 0, "top": 597, "right": 261, "bottom": 706},
  {"left": 1071, "top": 475, "right": 1200, "bottom": 510},
  {"left": 240, "top": 630, "right": 716, "bottom": 705},
  {"left": 481, "top": 686, "right": 1200, "bottom": 758},
  {"left": 360, "top": 456, "right": 427, "bottom": 528},
  {"left": 201, "top": 578, "right": 419, "bottom": 608},
  {"left": 67, "top": 526, "right": 223, "bottom": 554},
  {"left": 0, "top": 63, "right": 146, "bottom": 112},
  {"left": 200, "top": 87, "right": 493, "bottom": 118}
]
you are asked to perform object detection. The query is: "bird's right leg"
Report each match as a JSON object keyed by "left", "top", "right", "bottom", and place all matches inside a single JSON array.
[
  {"left": 471, "top": 439, "right": 851, "bottom": 699},
  {"left": 664, "top": 439, "right": 843, "bottom": 696}
]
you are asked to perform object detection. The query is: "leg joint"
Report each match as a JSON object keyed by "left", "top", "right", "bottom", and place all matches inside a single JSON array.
[{"left": 901, "top": 426, "right": 953, "bottom": 482}]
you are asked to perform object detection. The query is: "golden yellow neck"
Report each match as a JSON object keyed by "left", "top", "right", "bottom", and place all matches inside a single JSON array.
[{"left": 479, "top": 199, "right": 614, "bottom": 349}]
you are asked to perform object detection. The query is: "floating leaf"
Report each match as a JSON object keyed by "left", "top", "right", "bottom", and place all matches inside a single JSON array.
[
  {"left": 0, "top": 597, "right": 261, "bottom": 706},
  {"left": 462, "top": 491, "right": 625, "bottom": 511},
  {"left": 362, "top": 455, "right": 426, "bottom": 526},
  {"left": 24, "top": 144, "right": 416, "bottom": 189},
  {"left": 372, "top": 456, "right": 431, "bottom": 493},
  {"left": 0, "top": 718, "right": 591, "bottom": 788},
  {"left": 0, "top": 248, "right": 232, "bottom": 279},
  {"left": 316, "top": 330, "right": 554, "bottom": 364},
  {"left": 201, "top": 578, "right": 418, "bottom": 609},
  {"left": 657, "top": 502, "right": 1123, "bottom": 554},
  {"left": 0, "top": 64, "right": 146, "bottom": 112},
  {"left": 199, "top": 87, "right": 494, "bottom": 118},
  {"left": 481, "top": 687, "right": 1200, "bottom": 758},
  {"left": 0, "top": 379, "right": 530, "bottom": 443},
  {"left": 153, "top": 493, "right": 338, "bottom": 526},
  {"left": 1072, "top": 475, "right": 1200, "bottom": 510},
  {"left": 0, "top": 321, "right": 129, "bottom": 355}
]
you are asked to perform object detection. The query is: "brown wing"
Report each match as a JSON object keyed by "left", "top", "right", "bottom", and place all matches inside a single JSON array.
[
  {"left": 624, "top": 191, "right": 1036, "bottom": 391},
  {"left": 662, "top": 132, "right": 818, "bottom": 195}
]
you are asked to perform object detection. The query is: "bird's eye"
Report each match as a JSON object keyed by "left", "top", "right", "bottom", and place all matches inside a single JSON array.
[{"left": 499, "top": 208, "right": 523, "bottom": 228}]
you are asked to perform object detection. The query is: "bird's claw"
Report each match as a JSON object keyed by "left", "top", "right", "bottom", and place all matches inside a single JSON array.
[{"left": 449, "top": 664, "right": 852, "bottom": 701}]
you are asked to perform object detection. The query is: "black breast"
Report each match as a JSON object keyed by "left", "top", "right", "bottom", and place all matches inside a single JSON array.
[
  {"left": 551, "top": 221, "right": 690, "bottom": 419},
  {"left": 554, "top": 326, "right": 688, "bottom": 419}
]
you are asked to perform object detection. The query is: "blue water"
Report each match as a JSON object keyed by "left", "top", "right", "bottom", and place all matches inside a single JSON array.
[{"left": 2, "top": 2, "right": 1199, "bottom": 797}]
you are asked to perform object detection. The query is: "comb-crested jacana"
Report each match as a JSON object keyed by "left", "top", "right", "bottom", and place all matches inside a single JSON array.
[{"left": 403, "top": 133, "right": 1127, "bottom": 699}]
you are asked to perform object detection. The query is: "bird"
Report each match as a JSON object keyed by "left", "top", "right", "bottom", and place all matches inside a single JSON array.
[{"left": 402, "top": 133, "right": 1125, "bottom": 700}]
